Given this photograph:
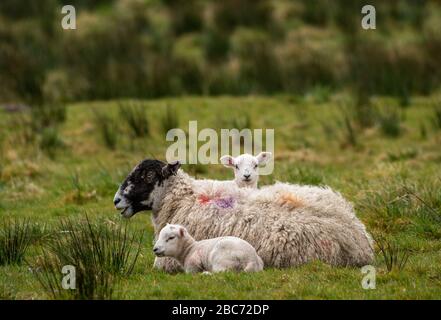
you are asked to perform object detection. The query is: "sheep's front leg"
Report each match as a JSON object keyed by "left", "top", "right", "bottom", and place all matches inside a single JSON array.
[
  {"left": 153, "top": 257, "right": 183, "bottom": 273},
  {"left": 184, "top": 264, "right": 201, "bottom": 274},
  {"left": 183, "top": 258, "right": 205, "bottom": 274}
]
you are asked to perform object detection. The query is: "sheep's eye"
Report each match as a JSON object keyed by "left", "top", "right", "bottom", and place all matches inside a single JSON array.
[
  {"left": 235, "top": 165, "right": 239, "bottom": 170},
  {"left": 167, "top": 236, "right": 175, "bottom": 242},
  {"left": 145, "top": 172, "right": 155, "bottom": 182},
  {"left": 254, "top": 164, "right": 258, "bottom": 169}
]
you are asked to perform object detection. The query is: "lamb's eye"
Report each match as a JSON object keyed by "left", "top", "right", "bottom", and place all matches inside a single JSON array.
[
  {"left": 167, "top": 236, "right": 175, "bottom": 242},
  {"left": 254, "top": 164, "right": 258, "bottom": 169},
  {"left": 235, "top": 165, "right": 239, "bottom": 170}
]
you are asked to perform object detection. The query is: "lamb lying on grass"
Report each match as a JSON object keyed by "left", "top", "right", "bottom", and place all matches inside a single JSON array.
[
  {"left": 153, "top": 224, "right": 264, "bottom": 273},
  {"left": 113, "top": 159, "right": 374, "bottom": 273},
  {"left": 220, "top": 152, "right": 272, "bottom": 188}
]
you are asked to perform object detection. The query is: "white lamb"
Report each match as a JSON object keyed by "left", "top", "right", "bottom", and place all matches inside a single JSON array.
[
  {"left": 153, "top": 224, "right": 264, "bottom": 273},
  {"left": 220, "top": 152, "right": 272, "bottom": 188}
]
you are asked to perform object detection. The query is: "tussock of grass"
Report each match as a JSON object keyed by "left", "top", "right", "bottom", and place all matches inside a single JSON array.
[
  {"left": 35, "top": 253, "right": 117, "bottom": 300},
  {"left": 374, "top": 234, "right": 412, "bottom": 273},
  {"left": 64, "top": 171, "right": 98, "bottom": 205},
  {"left": 30, "top": 104, "right": 66, "bottom": 133},
  {"left": 160, "top": 105, "right": 179, "bottom": 134},
  {"left": 33, "top": 216, "right": 143, "bottom": 300},
  {"left": 338, "top": 111, "right": 358, "bottom": 147},
  {"left": 432, "top": 105, "right": 441, "bottom": 130},
  {"left": 0, "top": 218, "right": 33, "bottom": 266},
  {"left": 119, "top": 101, "right": 150, "bottom": 138},
  {"left": 39, "top": 127, "right": 64, "bottom": 158},
  {"left": 92, "top": 109, "right": 118, "bottom": 150},
  {"left": 377, "top": 107, "right": 403, "bottom": 138},
  {"left": 361, "top": 180, "right": 441, "bottom": 237}
]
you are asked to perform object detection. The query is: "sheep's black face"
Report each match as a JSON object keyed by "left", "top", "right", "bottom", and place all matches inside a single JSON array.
[{"left": 113, "top": 159, "right": 181, "bottom": 218}]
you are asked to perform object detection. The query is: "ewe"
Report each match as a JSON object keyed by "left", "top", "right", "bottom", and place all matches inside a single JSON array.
[
  {"left": 153, "top": 224, "right": 263, "bottom": 273},
  {"left": 220, "top": 152, "right": 272, "bottom": 188},
  {"left": 113, "top": 159, "right": 374, "bottom": 273}
]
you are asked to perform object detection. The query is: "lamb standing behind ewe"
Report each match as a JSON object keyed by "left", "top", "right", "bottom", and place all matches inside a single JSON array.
[
  {"left": 153, "top": 224, "right": 264, "bottom": 273},
  {"left": 220, "top": 152, "right": 272, "bottom": 188},
  {"left": 113, "top": 159, "right": 374, "bottom": 273}
]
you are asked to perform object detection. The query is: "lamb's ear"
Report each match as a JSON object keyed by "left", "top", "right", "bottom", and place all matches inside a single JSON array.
[
  {"left": 256, "top": 152, "right": 272, "bottom": 165},
  {"left": 178, "top": 227, "right": 186, "bottom": 237},
  {"left": 162, "top": 161, "right": 181, "bottom": 178},
  {"left": 220, "top": 155, "right": 235, "bottom": 168}
]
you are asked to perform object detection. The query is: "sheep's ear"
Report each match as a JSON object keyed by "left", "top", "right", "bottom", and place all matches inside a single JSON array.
[
  {"left": 256, "top": 152, "right": 272, "bottom": 165},
  {"left": 178, "top": 227, "right": 186, "bottom": 237},
  {"left": 220, "top": 155, "right": 235, "bottom": 168},
  {"left": 162, "top": 161, "right": 181, "bottom": 178}
]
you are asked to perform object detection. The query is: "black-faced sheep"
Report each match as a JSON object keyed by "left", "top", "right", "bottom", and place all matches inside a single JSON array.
[{"left": 113, "top": 159, "right": 374, "bottom": 273}]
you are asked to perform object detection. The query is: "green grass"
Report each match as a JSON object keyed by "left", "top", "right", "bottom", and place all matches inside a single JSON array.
[
  {"left": 0, "top": 218, "right": 33, "bottom": 265},
  {"left": 0, "top": 95, "right": 440, "bottom": 299},
  {"left": 32, "top": 216, "right": 142, "bottom": 300},
  {"left": 118, "top": 101, "right": 150, "bottom": 138}
]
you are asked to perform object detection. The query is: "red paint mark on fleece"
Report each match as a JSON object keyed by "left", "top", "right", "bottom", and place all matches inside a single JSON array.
[
  {"left": 197, "top": 194, "right": 211, "bottom": 204},
  {"left": 197, "top": 193, "right": 235, "bottom": 209}
]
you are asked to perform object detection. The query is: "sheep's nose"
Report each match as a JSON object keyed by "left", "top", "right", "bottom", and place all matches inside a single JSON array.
[
  {"left": 244, "top": 174, "right": 251, "bottom": 179},
  {"left": 114, "top": 198, "right": 121, "bottom": 206},
  {"left": 153, "top": 247, "right": 159, "bottom": 253}
]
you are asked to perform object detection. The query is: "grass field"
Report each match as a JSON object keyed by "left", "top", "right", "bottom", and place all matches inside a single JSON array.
[{"left": 1, "top": 95, "right": 441, "bottom": 299}]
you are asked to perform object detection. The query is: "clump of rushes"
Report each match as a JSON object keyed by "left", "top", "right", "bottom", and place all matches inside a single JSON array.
[
  {"left": 432, "top": 105, "right": 441, "bottom": 130},
  {"left": 374, "top": 234, "right": 412, "bottom": 273},
  {"left": 65, "top": 171, "right": 97, "bottom": 205},
  {"left": 33, "top": 216, "right": 143, "bottom": 300},
  {"left": 378, "top": 107, "right": 402, "bottom": 138},
  {"left": 92, "top": 109, "right": 118, "bottom": 150},
  {"left": 119, "top": 101, "right": 150, "bottom": 137},
  {"left": 39, "top": 127, "right": 64, "bottom": 158},
  {"left": 0, "top": 218, "right": 33, "bottom": 265},
  {"left": 35, "top": 254, "right": 116, "bottom": 300},
  {"left": 160, "top": 105, "right": 179, "bottom": 134},
  {"left": 30, "top": 104, "right": 67, "bottom": 133},
  {"left": 337, "top": 109, "right": 358, "bottom": 148}
]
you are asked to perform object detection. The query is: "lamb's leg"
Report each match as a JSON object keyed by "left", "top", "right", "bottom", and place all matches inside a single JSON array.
[
  {"left": 153, "top": 257, "right": 183, "bottom": 273},
  {"left": 244, "top": 261, "right": 262, "bottom": 272},
  {"left": 211, "top": 264, "right": 229, "bottom": 273},
  {"left": 184, "top": 264, "right": 202, "bottom": 274}
]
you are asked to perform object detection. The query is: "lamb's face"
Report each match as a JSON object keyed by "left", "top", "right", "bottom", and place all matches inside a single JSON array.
[
  {"left": 220, "top": 152, "right": 272, "bottom": 188},
  {"left": 113, "top": 159, "right": 181, "bottom": 218},
  {"left": 153, "top": 224, "right": 186, "bottom": 258}
]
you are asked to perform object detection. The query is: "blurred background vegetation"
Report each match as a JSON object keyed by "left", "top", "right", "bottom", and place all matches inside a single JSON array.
[
  {"left": 1, "top": 0, "right": 441, "bottom": 106},
  {"left": 1, "top": 1, "right": 441, "bottom": 300}
]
